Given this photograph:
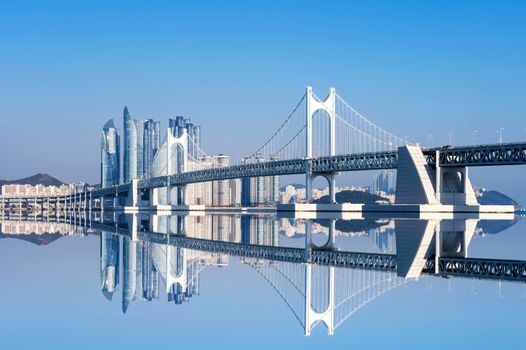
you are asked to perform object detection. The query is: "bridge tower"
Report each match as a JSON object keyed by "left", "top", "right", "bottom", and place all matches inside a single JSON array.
[
  {"left": 305, "top": 86, "right": 337, "bottom": 204},
  {"left": 150, "top": 127, "right": 188, "bottom": 207},
  {"left": 167, "top": 127, "right": 188, "bottom": 206},
  {"left": 304, "top": 263, "right": 335, "bottom": 335},
  {"left": 165, "top": 246, "right": 188, "bottom": 293}
]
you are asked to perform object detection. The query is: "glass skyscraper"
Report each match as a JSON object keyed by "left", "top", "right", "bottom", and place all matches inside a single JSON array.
[
  {"left": 143, "top": 119, "right": 161, "bottom": 175},
  {"left": 241, "top": 154, "right": 280, "bottom": 206},
  {"left": 123, "top": 106, "right": 136, "bottom": 183},
  {"left": 169, "top": 116, "right": 185, "bottom": 138},
  {"left": 135, "top": 119, "right": 144, "bottom": 179},
  {"left": 123, "top": 106, "right": 145, "bottom": 183},
  {"left": 168, "top": 116, "right": 202, "bottom": 159},
  {"left": 101, "top": 119, "right": 120, "bottom": 188},
  {"left": 100, "top": 232, "right": 120, "bottom": 300}
]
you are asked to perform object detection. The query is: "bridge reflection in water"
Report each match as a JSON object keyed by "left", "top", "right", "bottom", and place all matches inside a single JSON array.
[
  {"left": 94, "top": 211, "right": 526, "bottom": 335},
  {"left": 1, "top": 212, "right": 524, "bottom": 335}
]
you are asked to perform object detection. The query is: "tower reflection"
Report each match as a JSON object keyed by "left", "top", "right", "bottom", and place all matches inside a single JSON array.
[{"left": 91, "top": 211, "right": 522, "bottom": 335}]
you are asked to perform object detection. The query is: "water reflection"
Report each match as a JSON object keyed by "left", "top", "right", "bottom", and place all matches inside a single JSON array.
[{"left": 0, "top": 212, "right": 524, "bottom": 336}]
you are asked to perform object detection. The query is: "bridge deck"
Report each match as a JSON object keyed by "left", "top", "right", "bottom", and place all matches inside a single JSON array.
[
  {"left": 89, "top": 222, "right": 526, "bottom": 283},
  {"left": 2, "top": 142, "right": 525, "bottom": 200}
]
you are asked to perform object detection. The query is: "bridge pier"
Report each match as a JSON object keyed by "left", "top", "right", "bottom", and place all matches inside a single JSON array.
[
  {"left": 395, "top": 145, "right": 483, "bottom": 208},
  {"left": 305, "top": 219, "right": 337, "bottom": 251},
  {"left": 125, "top": 179, "right": 139, "bottom": 210},
  {"left": 396, "top": 217, "right": 479, "bottom": 280}
]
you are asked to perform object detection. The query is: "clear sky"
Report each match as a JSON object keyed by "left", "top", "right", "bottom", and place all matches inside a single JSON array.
[{"left": 1, "top": 1, "right": 525, "bottom": 200}]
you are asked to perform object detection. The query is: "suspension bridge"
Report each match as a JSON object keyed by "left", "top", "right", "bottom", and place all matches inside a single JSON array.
[{"left": 2, "top": 86, "right": 526, "bottom": 213}]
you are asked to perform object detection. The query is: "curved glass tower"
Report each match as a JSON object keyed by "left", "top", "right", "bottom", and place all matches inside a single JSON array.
[
  {"left": 100, "top": 232, "right": 120, "bottom": 300},
  {"left": 135, "top": 119, "right": 144, "bottom": 179},
  {"left": 123, "top": 106, "right": 147, "bottom": 182},
  {"left": 123, "top": 106, "right": 137, "bottom": 183},
  {"left": 101, "top": 119, "right": 120, "bottom": 188}
]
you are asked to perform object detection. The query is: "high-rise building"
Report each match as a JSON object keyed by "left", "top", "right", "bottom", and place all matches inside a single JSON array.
[
  {"left": 184, "top": 119, "right": 194, "bottom": 159},
  {"left": 100, "top": 232, "right": 120, "bottom": 300},
  {"left": 241, "top": 154, "right": 280, "bottom": 206},
  {"left": 241, "top": 216, "right": 279, "bottom": 246},
  {"left": 123, "top": 106, "right": 137, "bottom": 183},
  {"left": 212, "top": 154, "right": 230, "bottom": 206},
  {"left": 372, "top": 170, "right": 396, "bottom": 195},
  {"left": 169, "top": 116, "right": 186, "bottom": 138},
  {"left": 123, "top": 107, "right": 146, "bottom": 183},
  {"left": 192, "top": 125, "right": 201, "bottom": 158},
  {"left": 135, "top": 119, "right": 144, "bottom": 179},
  {"left": 168, "top": 116, "right": 202, "bottom": 160},
  {"left": 143, "top": 119, "right": 161, "bottom": 175},
  {"left": 101, "top": 119, "right": 120, "bottom": 187}
]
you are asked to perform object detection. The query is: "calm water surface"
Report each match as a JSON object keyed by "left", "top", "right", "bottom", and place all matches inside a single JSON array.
[{"left": 0, "top": 211, "right": 525, "bottom": 349}]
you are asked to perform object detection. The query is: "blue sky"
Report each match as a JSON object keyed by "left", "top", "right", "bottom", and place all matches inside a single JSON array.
[{"left": 1, "top": 1, "right": 525, "bottom": 199}]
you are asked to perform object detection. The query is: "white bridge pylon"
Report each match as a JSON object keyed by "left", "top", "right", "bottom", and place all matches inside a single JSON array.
[
  {"left": 305, "top": 264, "right": 335, "bottom": 335},
  {"left": 306, "top": 86, "right": 336, "bottom": 158},
  {"left": 306, "top": 86, "right": 337, "bottom": 204},
  {"left": 248, "top": 259, "right": 407, "bottom": 336}
]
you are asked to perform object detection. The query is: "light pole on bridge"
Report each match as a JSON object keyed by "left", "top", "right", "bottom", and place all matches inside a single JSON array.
[
  {"left": 471, "top": 130, "right": 478, "bottom": 145},
  {"left": 497, "top": 128, "right": 504, "bottom": 145}
]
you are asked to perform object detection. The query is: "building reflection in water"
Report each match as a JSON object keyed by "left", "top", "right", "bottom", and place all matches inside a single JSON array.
[
  {"left": 100, "top": 232, "right": 119, "bottom": 300},
  {"left": 0, "top": 212, "right": 521, "bottom": 335},
  {"left": 92, "top": 212, "right": 521, "bottom": 335}
]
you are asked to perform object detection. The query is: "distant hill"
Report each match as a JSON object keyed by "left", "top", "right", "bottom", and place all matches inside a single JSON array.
[
  {"left": 477, "top": 219, "right": 517, "bottom": 235},
  {"left": 317, "top": 218, "right": 389, "bottom": 233},
  {"left": 0, "top": 233, "right": 64, "bottom": 245},
  {"left": 477, "top": 190, "right": 519, "bottom": 208},
  {"left": 0, "top": 173, "right": 64, "bottom": 192},
  {"left": 315, "top": 190, "right": 389, "bottom": 204}
]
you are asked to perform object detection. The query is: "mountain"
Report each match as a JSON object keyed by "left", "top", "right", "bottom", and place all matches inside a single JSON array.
[
  {"left": 477, "top": 219, "right": 517, "bottom": 235},
  {"left": 0, "top": 233, "right": 64, "bottom": 245},
  {"left": 0, "top": 173, "right": 64, "bottom": 191},
  {"left": 316, "top": 218, "right": 389, "bottom": 233},
  {"left": 315, "top": 190, "right": 389, "bottom": 204},
  {"left": 477, "top": 190, "right": 519, "bottom": 208}
]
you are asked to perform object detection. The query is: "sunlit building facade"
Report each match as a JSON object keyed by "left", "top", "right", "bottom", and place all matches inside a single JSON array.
[
  {"left": 101, "top": 119, "right": 121, "bottom": 188},
  {"left": 100, "top": 232, "right": 120, "bottom": 300},
  {"left": 143, "top": 119, "right": 161, "bottom": 175},
  {"left": 241, "top": 154, "right": 280, "bottom": 206},
  {"left": 123, "top": 106, "right": 145, "bottom": 183}
]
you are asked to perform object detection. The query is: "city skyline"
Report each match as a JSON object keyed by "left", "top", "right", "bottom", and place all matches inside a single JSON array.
[
  {"left": 1, "top": 2, "right": 525, "bottom": 349},
  {"left": 1, "top": 1, "right": 525, "bottom": 206}
]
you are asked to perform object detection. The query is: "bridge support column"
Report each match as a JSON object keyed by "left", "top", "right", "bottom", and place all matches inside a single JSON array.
[
  {"left": 395, "top": 146, "right": 477, "bottom": 206},
  {"left": 178, "top": 185, "right": 187, "bottom": 206},
  {"left": 150, "top": 188, "right": 159, "bottom": 206},
  {"left": 126, "top": 213, "right": 138, "bottom": 241},
  {"left": 436, "top": 166, "right": 477, "bottom": 206},
  {"left": 126, "top": 179, "right": 139, "bottom": 208},
  {"left": 166, "top": 176, "right": 174, "bottom": 206},
  {"left": 305, "top": 219, "right": 337, "bottom": 251},
  {"left": 327, "top": 173, "right": 337, "bottom": 204}
]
